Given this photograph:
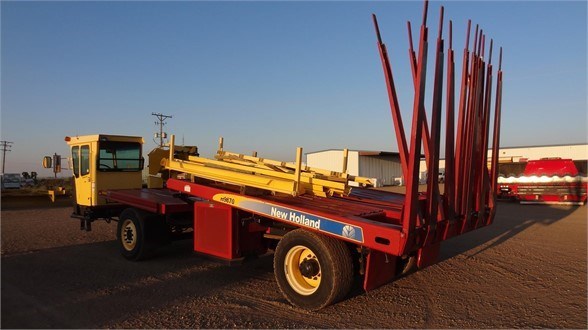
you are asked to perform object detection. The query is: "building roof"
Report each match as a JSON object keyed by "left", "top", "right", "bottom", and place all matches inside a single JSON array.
[
  {"left": 500, "top": 142, "right": 587, "bottom": 149},
  {"left": 306, "top": 149, "right": 417, "bottom": 157},
  {"left": 306, "top": 149, "right": 393, "bottom": 155},
  {"left": 308, "top": 143, "right": 587, "bottom": 158}
]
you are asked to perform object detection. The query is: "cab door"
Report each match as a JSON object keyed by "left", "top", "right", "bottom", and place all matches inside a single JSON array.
[{"left": 72, "top": 144, "right": 93, "bottom": 206}]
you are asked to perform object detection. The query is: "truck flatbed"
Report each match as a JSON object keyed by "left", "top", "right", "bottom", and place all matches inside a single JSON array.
[
  {"left": 104, "top": 189, "right": 193, "bottom": 214},
  {"left": 105, "top": 180, "right": 405, "bottom": 255}
]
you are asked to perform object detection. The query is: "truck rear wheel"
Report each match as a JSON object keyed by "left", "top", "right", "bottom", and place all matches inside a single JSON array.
[
  {"left": 274, "top": 229, "right": 353, "bottom": 310},
  {"left": 117, "top": 208, "right": 165, "bottom": 261}
]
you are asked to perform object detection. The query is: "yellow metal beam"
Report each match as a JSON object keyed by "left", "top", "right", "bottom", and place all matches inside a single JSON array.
[
  {"left": 342, "top": 148, "right": 349, "bottom": 174},
  {"left": 163, "top": 135, "right": 372, "bottom": 197},
  {"left": 186, "top": 155, "right": 347, "bottom": 191},
  {"left": 164, "top": 157, "right": 298, "bottom": 195},
  {"left": 294, "top": 147, "right": 303, "bottom": 196},
  {"left": 181, "top": 155, "right": 347, "bottom": 196},
  {"left": 217, "top": 150, "right": 374, "bottom": 186}
]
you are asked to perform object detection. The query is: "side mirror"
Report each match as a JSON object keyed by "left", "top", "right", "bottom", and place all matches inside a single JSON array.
[
  {"left": 42, "top": 156, "right": 53, "bottom": 168},
  {"left": 42, "top": 154, "right": 62, "bottom": 173}
]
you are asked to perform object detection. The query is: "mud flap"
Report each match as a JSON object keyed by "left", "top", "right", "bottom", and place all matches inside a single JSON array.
[
  {"left": 416, "top": 242, "right": 441, "bottom": 269},
  {"left": 363, "top": 250, "right": 397, "bottom": 291}
]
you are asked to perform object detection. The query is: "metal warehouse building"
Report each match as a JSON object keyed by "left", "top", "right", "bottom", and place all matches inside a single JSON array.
[
  {"left": 419, "top": 143, "right": 588, "bottom": 174},
  {"left": 306, "top": 150, "right": 402, "bottom": 187},
  {"left": 489, "top": 143, "right": 588, "bottom": 162},
  {"left": 308, "top": 143, "right": 587, "bottom": 186}
]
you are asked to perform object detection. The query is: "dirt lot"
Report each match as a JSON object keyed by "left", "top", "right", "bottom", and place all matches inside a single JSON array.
[{"left": 1, "top": 202, "right": 586, "bottom": 328}]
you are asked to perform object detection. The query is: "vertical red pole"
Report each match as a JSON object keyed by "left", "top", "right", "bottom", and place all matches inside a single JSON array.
[
  {"left": 373, "top": 14, "right": 409, "bottom": 177},
  {"left": 460, "top": 57, "right": 475, "bottom": 221},
  {"left": 473, "top": 39, "right": 487, "bottom": 215},
  {"left": 401, "top": 0, "right": 429, "bottom": 251},
  {"left": 453, "top": 20, "right": 471, "bottom": 222},
  {"left": 461, "top": 27, "right": 481, "bottom": 231},
  {"left": 444, "top": 20, "right": 455, "bottom": 222},
  {"left": 473, "top": 25, "right": 479, "bottom": 56},
  {"left": 476, "top": 39, "right": 493, "bottom": 227},
  {"left": 424, "top": 6, "right": 445, "bottom": 244},
  {"left": 470, "top": 32, "right": 490, "bottom": 227},
  {"left": 407, "top": 21, "right": 432, "bottom": 164},
  {"left": 488, "top": 48, "right": 503, "bottom": 224}
]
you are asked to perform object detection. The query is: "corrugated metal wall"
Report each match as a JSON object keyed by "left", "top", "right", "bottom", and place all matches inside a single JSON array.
[
  {"left": 306, "top": 150, "right": 360, "bottom": 176},
  {"left": 358, "top": 155, "right": 403, "bottom": 186},
  {"left": 306, "top": 150, "right": 403, "bottom": 186},
  {"left": 488, "top": 144, "right": 588, "bottom": 161},
  {"left": 308, "top": 145, "right": 588, "bottom": 186}
]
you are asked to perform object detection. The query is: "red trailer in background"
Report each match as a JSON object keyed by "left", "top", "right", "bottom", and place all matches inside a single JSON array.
[{"left": 497, "top": 158, "right": 587, "bottom": 205}]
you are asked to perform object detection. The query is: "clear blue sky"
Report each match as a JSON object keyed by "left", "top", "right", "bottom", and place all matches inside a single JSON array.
[{"left": 1, "top": 1, "right": 586, "bottom": 177}]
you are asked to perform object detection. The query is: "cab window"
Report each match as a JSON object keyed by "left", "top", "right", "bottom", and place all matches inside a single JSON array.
[
  {"left": 72, "top": 146, "right": 80, "bottom": 177},
  {"left": 97, "top": 141, "right": 143, "bottom": 172},
  {"left": 81, "top": 145, "right": 90, "bottom": 176}
]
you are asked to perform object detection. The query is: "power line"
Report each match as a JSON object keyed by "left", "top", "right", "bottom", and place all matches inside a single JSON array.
[
  {"left": 152, "top": 113, "right": 172, "bottom": 147},
  {"left": 0, "top": 141, "right": 14, "bottom": 174}
]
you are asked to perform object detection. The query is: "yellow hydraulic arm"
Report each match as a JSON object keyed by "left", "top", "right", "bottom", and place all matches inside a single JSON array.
[{"left": 160, "top": 135, "right": 374, "bottom": 197}]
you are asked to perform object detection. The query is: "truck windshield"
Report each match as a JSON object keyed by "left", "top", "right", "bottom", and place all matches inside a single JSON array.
[{"left": 98, "top": 141, "right": 143, "bottom": 172}]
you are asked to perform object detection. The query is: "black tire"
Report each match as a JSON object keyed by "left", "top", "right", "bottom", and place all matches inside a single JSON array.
[
  {"left": 117, "top": 208, "right": 166, "bottom": 261},
  {"left": 274, "top": 229, "right": 353, "bottom": 310}
]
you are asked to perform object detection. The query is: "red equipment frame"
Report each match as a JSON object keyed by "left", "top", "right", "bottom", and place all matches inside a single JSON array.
[
  {"left": 104, "top": 0, "right": 504, "bottom": 292},
  {"left": 371, "top": 0, "right": 503, "bottom": 262}
]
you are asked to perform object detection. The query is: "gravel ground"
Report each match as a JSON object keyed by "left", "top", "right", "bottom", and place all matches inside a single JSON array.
[{"left": 1, "top": 202, "right": 586, "bottom": 328}]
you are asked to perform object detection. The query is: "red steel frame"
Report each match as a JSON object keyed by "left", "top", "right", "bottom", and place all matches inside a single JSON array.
[
  {"left": 371, "top": 0, "right": 503, "bottom": 260},
  {"left": 166, "top": 178, "right": 406, "bottom": 255},
  {"left": 105, "top": 0, "right": 504, "bottom": 292}
]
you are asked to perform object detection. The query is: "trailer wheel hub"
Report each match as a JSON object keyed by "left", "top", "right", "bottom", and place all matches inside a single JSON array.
[
  {"left": 121, "top": 219, "right": 137, "bottom": 251},
  {"left": 284, "top": 245, "right": 321, "bottom": 296},
  {"left": 299, "top": 259, "right": 320, "bottom": 278}
]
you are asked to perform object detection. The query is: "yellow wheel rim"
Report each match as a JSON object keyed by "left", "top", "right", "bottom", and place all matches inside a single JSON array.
[
  {"left": 121, "top": 219, "right": 137, "bottom": 251},
  {"left": 284, "top": 245, "right": 321, "bottom": 295}
]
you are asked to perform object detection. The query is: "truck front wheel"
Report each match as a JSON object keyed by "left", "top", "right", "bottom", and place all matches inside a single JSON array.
[
  {"left": 274, "top": 229, "right": 353, "bottom": 310},
  {"left": 117, "top": 208, "right": 164, "bottom": 261}
]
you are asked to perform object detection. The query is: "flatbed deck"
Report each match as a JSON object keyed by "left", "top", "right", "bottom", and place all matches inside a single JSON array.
[
  {"left": 104, "top": 189, "right": 193, "bottom": 214},
  {"left": 105, "top": 179, "right": 406, "bottom": 255}
]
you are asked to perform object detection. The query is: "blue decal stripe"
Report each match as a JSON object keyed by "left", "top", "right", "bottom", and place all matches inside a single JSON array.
[{"left": 238, "top": 199, "right": 364, "bottom": 243}]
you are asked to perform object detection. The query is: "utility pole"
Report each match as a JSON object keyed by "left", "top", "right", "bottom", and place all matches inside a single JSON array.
[
  {"left": 152, "top": 112, "right": 173, "bottom": 147},
  {"left": 0, "top": 141, "right": 13, "bottom": 174}
]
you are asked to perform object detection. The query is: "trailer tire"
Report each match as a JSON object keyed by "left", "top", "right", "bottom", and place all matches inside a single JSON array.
[
  {"left": 274, "top": 229, "right": 353, "bottom": 310},
  {"left": 117, "top": 208, "right": 163, "bottom": 261}
]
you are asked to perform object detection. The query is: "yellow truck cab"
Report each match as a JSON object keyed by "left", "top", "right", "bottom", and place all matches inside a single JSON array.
[{"left": 65, "top": 134, "right": 144, "bottom": 228}]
